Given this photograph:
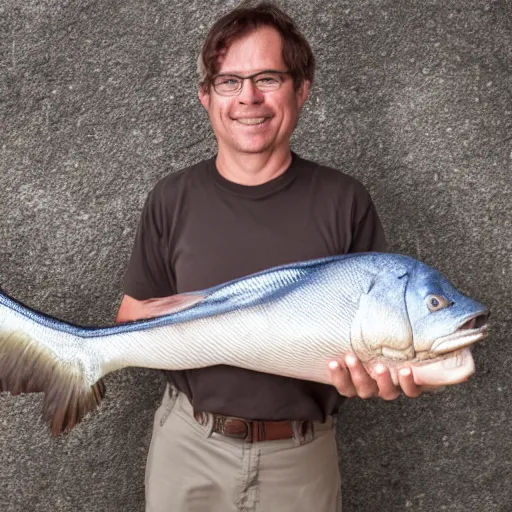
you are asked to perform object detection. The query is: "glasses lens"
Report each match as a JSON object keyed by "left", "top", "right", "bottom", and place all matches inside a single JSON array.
[
  {"left": 213, "top": 76, "right": 241, "bottom": 94},
  {"left": 254, "top": 72, "right": 283, "bottom": 91}
]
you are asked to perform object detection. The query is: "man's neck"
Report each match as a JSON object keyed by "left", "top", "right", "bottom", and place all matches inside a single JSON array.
[{"left": 215, "top": 147, "right": 293, "bottom": 186}]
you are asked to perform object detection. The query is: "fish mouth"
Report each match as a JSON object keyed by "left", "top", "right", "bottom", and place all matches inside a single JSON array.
[
  {"left": 430, "top": 312, "right": 489, "bottom": 355},
  {"left": 407, "top": 346, "right": 477, "bottom": 387},
  {"left": 412, "top": 346, "right": 473, "bottom": 368}
]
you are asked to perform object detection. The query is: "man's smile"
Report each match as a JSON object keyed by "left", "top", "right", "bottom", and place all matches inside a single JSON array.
[
  {"left": 230, "top": 115, "right": 273, "bottom": 126},
  {"left": 234, "top": 117, "right": 269, "bottom": 125}
]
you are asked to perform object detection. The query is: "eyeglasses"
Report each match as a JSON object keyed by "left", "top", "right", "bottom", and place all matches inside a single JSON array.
[{"left": 211, "top": 70, "right": 292, "bottom": 96}]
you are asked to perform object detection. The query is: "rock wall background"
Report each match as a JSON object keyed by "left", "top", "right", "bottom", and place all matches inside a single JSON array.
[{"left": 0, "top": 1, "right": 510, "bottom": 510}]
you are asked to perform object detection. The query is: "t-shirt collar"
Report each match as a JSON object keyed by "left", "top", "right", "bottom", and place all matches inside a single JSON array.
[{"left": 209, "top": 152, "right": 300, "bottom": 199}]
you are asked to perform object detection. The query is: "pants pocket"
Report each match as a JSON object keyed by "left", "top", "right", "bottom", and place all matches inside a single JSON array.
[
  {"left": 159, "top": 385, "right": 178, "bottom": 427},
  {"left": 145, "top": 387, "right": 179, "bottom": 489}
]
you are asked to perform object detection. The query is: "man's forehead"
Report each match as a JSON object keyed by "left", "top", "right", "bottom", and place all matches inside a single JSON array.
[{"left": 216, "top": 27, "right": 285, "bottom": 74}]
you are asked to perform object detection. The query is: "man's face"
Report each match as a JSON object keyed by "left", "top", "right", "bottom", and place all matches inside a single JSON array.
[{"left": 199, "top": 26, "right": 310, "bottom": 156}]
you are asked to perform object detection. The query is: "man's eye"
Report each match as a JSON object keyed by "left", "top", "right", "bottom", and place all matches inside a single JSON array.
[
  {"left": 256, "top": 76, "right": 279, "bottom": 85},
  {"left": 219, "top": 78, "right": 239, "bottom": 86}
]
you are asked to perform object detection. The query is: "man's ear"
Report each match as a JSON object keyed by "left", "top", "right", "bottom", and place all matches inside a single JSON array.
[
  {"left": 296, "top": 80, "right": 310, "bottom": 109},
  {"left": 198, "top": 87, "right": 210, "bottom": 110}
]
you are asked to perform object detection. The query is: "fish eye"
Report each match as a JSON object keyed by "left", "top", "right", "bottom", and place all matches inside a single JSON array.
[{"left": 426, "top": 294, "right": 450, "bottom": 312}]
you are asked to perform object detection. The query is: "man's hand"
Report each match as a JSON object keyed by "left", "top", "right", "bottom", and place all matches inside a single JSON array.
[{"left": 328, "top": 354, "right": 423, "bottom": 400}]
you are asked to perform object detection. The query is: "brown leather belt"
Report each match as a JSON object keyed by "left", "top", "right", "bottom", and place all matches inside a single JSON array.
[{"left": 194, "top": 412, "right": 311, "bottom": 443}]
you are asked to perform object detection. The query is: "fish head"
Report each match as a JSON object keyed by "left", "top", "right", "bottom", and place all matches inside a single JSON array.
[
  {"left": 399, "top": 262, "right": 489, "bottom": 386},
  {"left": 405, "top": 263, "right": 489, "bottom": 357},
  {"left": 350, "top": 257, "right": 489, "bottom": 387}
]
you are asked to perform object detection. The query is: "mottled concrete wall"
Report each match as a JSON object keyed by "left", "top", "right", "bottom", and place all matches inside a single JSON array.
[{"left": 0, "top": 1, "right": 510, "bottom": 511}]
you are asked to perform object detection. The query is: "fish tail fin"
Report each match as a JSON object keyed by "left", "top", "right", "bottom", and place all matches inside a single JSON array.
[
  {"left": 0, "top": 331, "right": 105, "bottom": 436},
  {"left": 41, "top": 373, "right": 106, "bottom": 437}
]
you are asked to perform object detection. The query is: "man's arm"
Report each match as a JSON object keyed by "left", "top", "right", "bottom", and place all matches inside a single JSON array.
[
  {"left": 116, "top": 295, "right": 147, "bottom": 323},
  {"left": 116, "top": 294, "right": 194, "bottom": 323}
]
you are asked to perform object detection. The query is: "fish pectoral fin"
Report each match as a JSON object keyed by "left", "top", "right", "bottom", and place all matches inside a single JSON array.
[
  {"left": 0, "top": 331, "right": 104, "bottom": 437},
  {"left": 381, "top": 346, "right": 414, "bottom": 361},
  {"left": 136, "top": 293, "right": 207, "bottom": 319}
]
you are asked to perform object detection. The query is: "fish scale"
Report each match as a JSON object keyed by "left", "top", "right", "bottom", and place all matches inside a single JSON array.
[{"left": 0, "top": 252, "right": 489, "bottom": 436}]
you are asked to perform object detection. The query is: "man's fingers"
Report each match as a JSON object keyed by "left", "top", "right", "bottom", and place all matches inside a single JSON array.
[
  {"left": 398, "top": 367, "right": 422, "bottom": 398},
  {"left": 329, "top": 357, "right": 423, "bottom": 401},
  {"left": 374, "top": 364, "right": 401, "bottom": 401},
  {"left": 344, "top": 355, "right": 378, "bottom": 399},
  {"left": 328, "top": 361, "right": 357, "bottom": 397}
]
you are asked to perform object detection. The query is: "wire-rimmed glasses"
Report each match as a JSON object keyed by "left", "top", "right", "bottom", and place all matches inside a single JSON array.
[{"left": 212, "top": 70, "right": 292, "bottom": 96}]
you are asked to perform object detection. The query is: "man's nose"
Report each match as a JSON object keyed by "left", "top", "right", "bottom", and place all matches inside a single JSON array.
[{"left": 238, "top": 79, "right": 264, "bottom": 104}]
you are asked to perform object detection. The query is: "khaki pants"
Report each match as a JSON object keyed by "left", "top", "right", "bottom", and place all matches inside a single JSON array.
[{"left": 145, "top": 386, "right": 342, "bottom": 512}]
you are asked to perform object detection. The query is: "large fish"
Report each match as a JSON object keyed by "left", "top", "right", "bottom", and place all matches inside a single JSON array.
[{"left": 0, "top": 253, "right": 488, "bottom": 436}]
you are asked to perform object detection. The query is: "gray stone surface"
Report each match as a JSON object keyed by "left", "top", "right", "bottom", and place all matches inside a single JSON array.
[{"left": 0, "top": 0, "right": 510, "bottom": 510}]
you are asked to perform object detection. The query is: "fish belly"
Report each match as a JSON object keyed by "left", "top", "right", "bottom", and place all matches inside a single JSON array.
[{"left": 96, "top": 288, "right": 354, "bottom": 384}]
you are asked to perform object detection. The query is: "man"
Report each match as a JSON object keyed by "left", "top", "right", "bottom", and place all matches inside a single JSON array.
[{"left": 116, "top": 3, "right": 423, "bottom": 511}]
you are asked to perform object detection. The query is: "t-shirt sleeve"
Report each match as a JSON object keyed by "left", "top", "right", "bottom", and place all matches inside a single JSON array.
[
  {"left": 123, "top": 187, "right": 176, "bottom": 300},
  {"left": 348, "top": 187, "right": 388, "bottom": 254}
]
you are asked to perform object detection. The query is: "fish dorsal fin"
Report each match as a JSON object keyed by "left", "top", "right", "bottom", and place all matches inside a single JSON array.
[{"left": 137, "top": 293, "right": 207, "bottom": 319}]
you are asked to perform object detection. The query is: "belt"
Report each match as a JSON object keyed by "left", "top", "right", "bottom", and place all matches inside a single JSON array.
[{"left": 194, "top": 412, "right": 312, "bottom": 443}]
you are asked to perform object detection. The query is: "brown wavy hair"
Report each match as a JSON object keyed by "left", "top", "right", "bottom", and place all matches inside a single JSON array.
[{"left": 198, "top": 1, "right": 315, "bottom": 92}]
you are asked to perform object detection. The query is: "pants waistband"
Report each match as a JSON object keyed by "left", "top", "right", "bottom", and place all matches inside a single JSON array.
[
  {"left": 166, "top": 386, "right": 333, "bottom": 445},
  {"left": 194, "top": 411, "right": 313, "bottom": 443}
]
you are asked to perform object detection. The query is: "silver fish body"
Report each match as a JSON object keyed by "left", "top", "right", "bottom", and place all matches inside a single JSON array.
[{"left": 0, "top": 253, "right": 488, "bottom": 435}]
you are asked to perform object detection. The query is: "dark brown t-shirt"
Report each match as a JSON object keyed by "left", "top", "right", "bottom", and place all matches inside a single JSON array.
[{"left": 123, "top": 152, "right": 387, "bottom": 421}]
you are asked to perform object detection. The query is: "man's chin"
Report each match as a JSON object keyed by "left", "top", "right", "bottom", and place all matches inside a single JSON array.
[
  {"left": 230, "top": 143, "right": 273, "bottom": 154},
  {"left": 238, "top": 147, "right": 272, "bottom": 154},
  {"left": 230, "top": 136, "right": 277, "bottom": 154}
]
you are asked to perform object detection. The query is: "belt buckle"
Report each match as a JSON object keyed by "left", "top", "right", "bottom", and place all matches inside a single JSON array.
[{"left": 216, "top": 416, "right": 252, "bottom": 440}]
